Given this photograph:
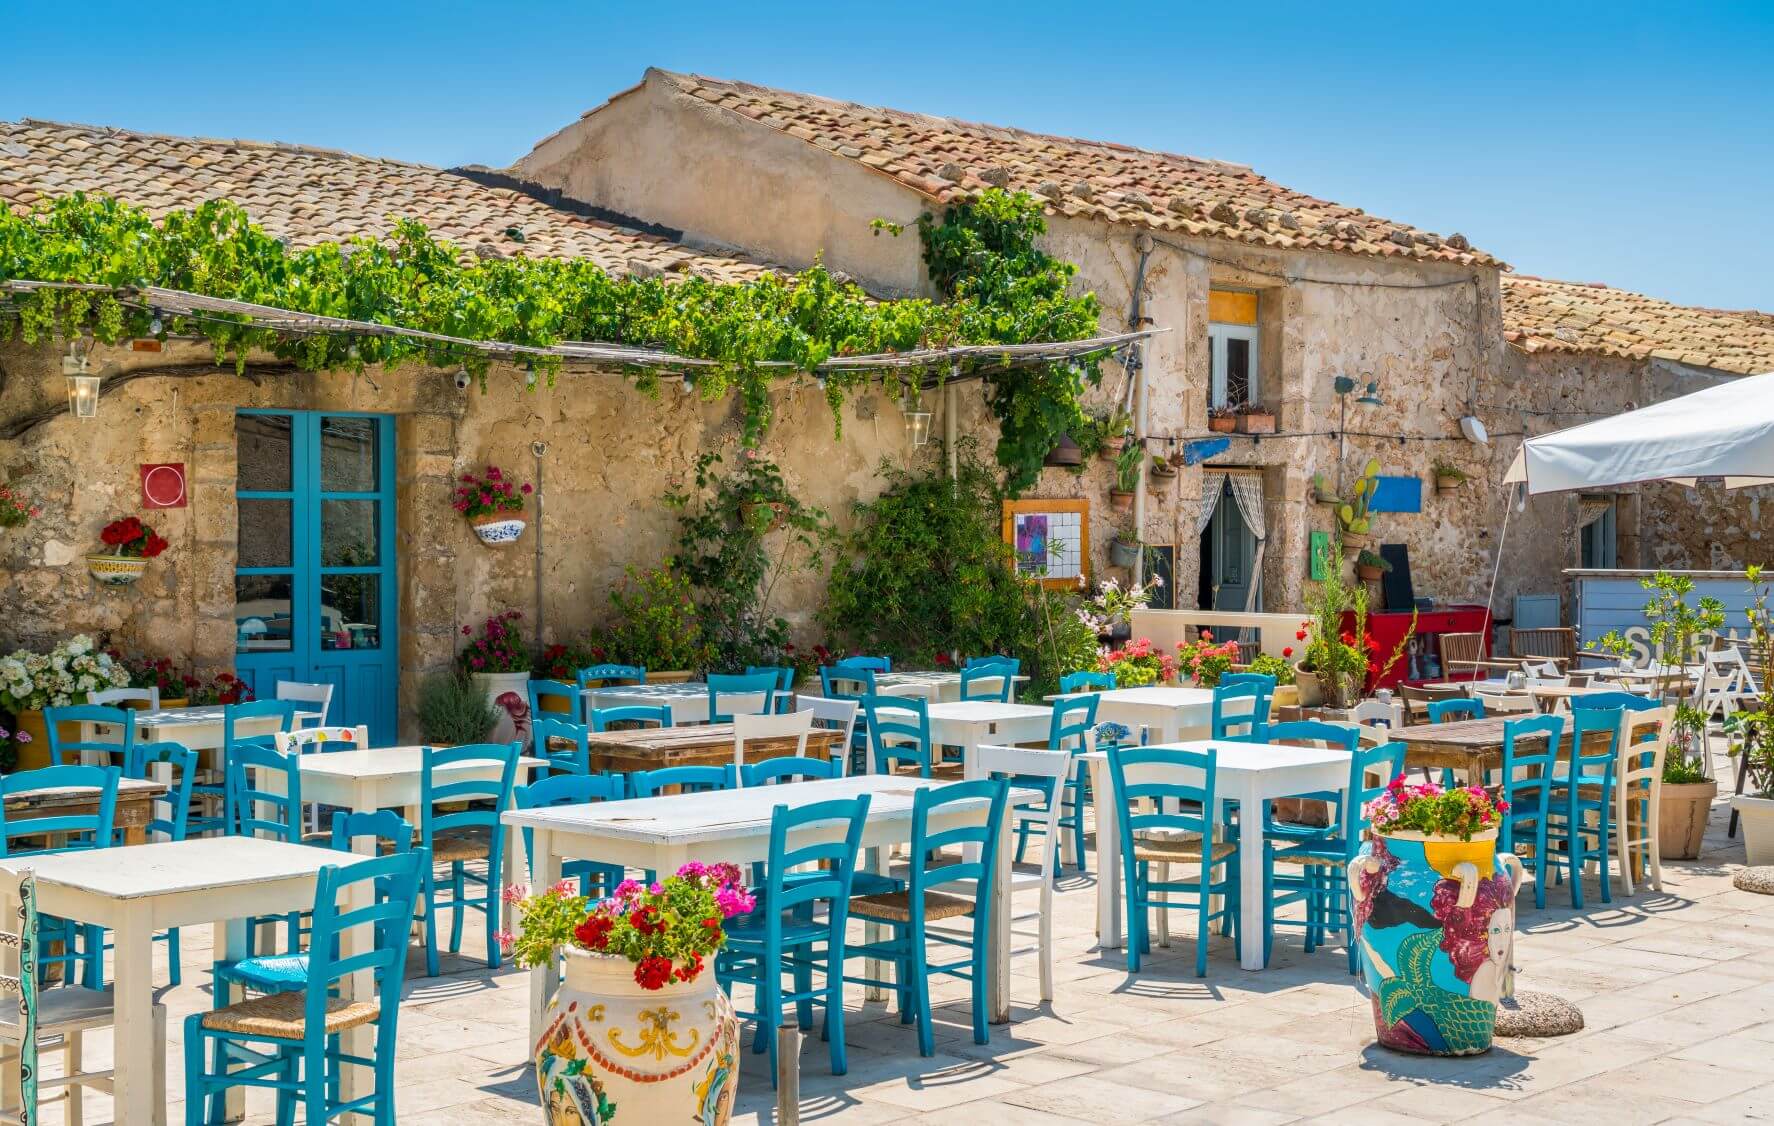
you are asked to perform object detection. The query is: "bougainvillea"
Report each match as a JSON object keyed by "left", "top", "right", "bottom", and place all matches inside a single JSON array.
[
  {"left": 459, "top": 610, "right": 530, "bottom": 674},
  {"left": 453, "top": 465, "right": 531, "bottom": 520}
]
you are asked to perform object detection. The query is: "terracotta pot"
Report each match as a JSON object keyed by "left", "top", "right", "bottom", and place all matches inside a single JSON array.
[
  {"left": 1099, "top": 436, "right": 1126, "bottom": 458},
  {"left": 738, "top": 501, "right": 786, "bottom": 532},
  {"left": 1734, "top": 794, "right": 1774, "bottom": 865},
  {"left": 1436, "top": 475, "right": 1466, "bottom": 493},
  {"left": 1356, "top": 564, "right": 1384, "bottom": 582},
  {"left": 86, "top": 553, "right": 148, "bottom": 586},
  {"left": 1236, "top": 411, "right": 1276, "bottom": 435},
  {"left": 1207, "top": 415, "right": 1237, "bottom": 434},
  {"left": 473, "top": 670, "right": 532, "bottom": 743},
  {"left": 1150, "top": 462, "right": 1178, "bottom": 480},
  {"left": 1349, "top": 831, "right": 1523, "bottom": 1056},
  {"left": 534, "top": 949, "right": 739, "bottom": 1126},
  {"left": 470, "top": 510, "right": 527, "bottom": 546},
  {"left": 1342, "top": 531, "right": 1371, "bottom": 557},
  {"left": 1658, "top": 780, "right": 1717, "bottom": 860},
  {"left": 1109, "top": 489, "right": 1135, "bottom": 513}
]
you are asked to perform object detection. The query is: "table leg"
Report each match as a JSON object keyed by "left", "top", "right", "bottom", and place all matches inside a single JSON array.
[
  {"left": 503, "top": 820, "right": 523, "bottom": 938},
  {"left": 338, "top": 796, "right": 379, "bottom": 1117},
  {"left": 1089, "top": 756, "right": 1120, "bottom": 949},
  {"left": 1237, "top": 780, "right": 1265, "bottom": 971},
  {"left": 862, "top": 846, "right": 887, "bottom": 1002},
  {"left": 125, "top": 821, "right": 147, "bottom": 847},
  {"left": 989, "top": 806, "right": 1012, "bottom": 1024},
  {"left": 110, "top": 903, "right": 162, "bottom": 1125},
  {"left": 527, "top": 828, "right": 562, "bottom": 1050}
]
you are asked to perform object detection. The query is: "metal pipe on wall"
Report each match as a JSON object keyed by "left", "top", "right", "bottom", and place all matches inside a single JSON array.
[
  {"left": 1129, "top": 235, "right": 1154, "bottom": 585},
  {"left": 945, "top": 381, "right": 958, "bottom": 480},
  {"left": 532, "top": 439, "right": 546, "bottom": 655}
]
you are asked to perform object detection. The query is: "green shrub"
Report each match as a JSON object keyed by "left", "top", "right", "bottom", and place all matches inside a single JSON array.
[{"left": 417, "top": 671, "right": 498, "bottom": 746}]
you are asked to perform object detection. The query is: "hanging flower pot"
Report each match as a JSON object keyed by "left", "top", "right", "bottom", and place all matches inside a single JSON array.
[
  {"left": 470, "top": 511, "right": 528, "bottom": 546},
  {"left": 88, "top": 515, "right": 168, "bottom": 587},
  {"left": 86, "top": 553, "right": 149, "bottom": 586},
  {"left": 456, "top": 465, "right": 533, "bottom": 547},
  {"left": 1109, "top": 489, "right": 1135, "bottom": 513},
  {"left": 1108, "top": 536, "right": 1141, "bottom": 569}
]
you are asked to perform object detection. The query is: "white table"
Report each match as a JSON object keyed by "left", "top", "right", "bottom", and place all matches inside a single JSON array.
[
  {"left": 1050, "top": 687, "right": 1215, "bottom": 744},
  {"left": 874, "top": 670, "right": 1030, "bottom": 703},
  {"left": 0, "top": 837, "right": 343, "bottom": 1124},
  {"left": 583, "top": 682, "right": 711, "bottom": 724},
  {"left": 1084, "top": 740, "right": 1351, "bottom": 971},
  {"left": 127, "top": 706, "right": 324, "bottom": 751},
  {"left": 927, "top": 701, "right": 1054, "bottom": 767},
  {"left": 503, "top": 775, "right": 1032, "bottom": 1046}
]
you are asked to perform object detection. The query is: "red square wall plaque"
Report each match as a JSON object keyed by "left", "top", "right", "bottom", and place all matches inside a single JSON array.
[{"left": 140, "top": 463, "right": 187, "bottom": 509}]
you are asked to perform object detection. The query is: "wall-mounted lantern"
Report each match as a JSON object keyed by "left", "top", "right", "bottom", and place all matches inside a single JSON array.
[{"left": 64, "top": 342, "right": 99, "bottom": 419}]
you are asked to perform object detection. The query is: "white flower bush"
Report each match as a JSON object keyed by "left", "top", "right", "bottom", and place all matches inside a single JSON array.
[{"left": 0, "top": 636, "right": 129, "bottom": 712}]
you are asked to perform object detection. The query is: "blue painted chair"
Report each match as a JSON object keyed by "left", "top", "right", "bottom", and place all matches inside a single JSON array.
[
  {"left": 846, "top": 778, "right": 1010, "bottom": 1055},
  {"left": 513, "top": 773, "right": 627, "bottom": 898},
  {"left": 588, "top": 704, "right": 671, "bottom": 732},
  {"left": 959, "top": 660, "right": 1018, "bottom": 703},
  {"left": 184, "top": 849, "right": 426, "bottom": 1126},
  {"left": 419, "top": 742, "right": 520, "bottom": 976},
  {"left": 1427, "top": 698, "right": 1484, "bottom": 723},
  {"left": 1107, "top": 744, "right": 1239, "bottom": 976},
  {"left": 1570, "top": 691, "right": 1661, "bottom": 714},
  {"left": 1059, "top": 670, "right": 1115, "bottom": 694},
  {"left": 1499, "top": 714, "right": 1565, "bottom": 910},
  {"left": 530, "top": 716, "right": 590, "bottom": 777},
  {"left": 1259, "top": 720, "right": 1361, "bottom": 843},
  {"left": 835, "top": 655, "right": 891, "bottom": 674},
  {"left": 526, "top": 678, "right": 582, "bottom": 726},
  {"left": 1210, "top": 680, "right": 1272, "bottom": 742},
  {"left": 1552, "top": 706, "right": 1623, "bottom": 908},
  {"left": 707, "top": 672, "right": 779, "bottom": 724},
  {"left": 1011, "top": 694, "right": 1098, "bottom": 875},
  {"left": 864, "top": 695, "right": 934, "bottom": 777},
  {"left": 229, "top": 743, "right": 307, "bottom": 955},
  {"left": 0, "top": 765, "right": 118, "bottom": 988},
  {"left": 629, "top": 765, "right": 733, "bottom": 797},
  {"left": 575, "top": 663, "right": 647, "bottom": 689},
  {"left": 128, "top": 741, "right": 197, "bottom": 984},
  {"left": 820, "top": 666, "right": 877, "bottom": 774},
  {"left": 742, "top": 757, "right": 842, "bottom": 786},
  {"left": 43, "top": 704, "right": 135, "bottom": 769},
  {"left": 745, "top": 665, "right": 797, "bottom": 713},
  {"left": 718, "top": 794, "right": 871, "bottom": 1083},
  {"left": 1267, "top": 740, "right": 1408, "bottom": 972},
  {"left": 190, "top": 699, "right": 297, "bottom": 838},
  {"left": 1220, "top": 671, "right": 1277, "bottom": 693}
]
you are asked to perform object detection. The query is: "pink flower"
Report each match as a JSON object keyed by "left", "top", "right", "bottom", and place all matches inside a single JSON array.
[
  {"left": 550, "top": 879, "right": 577, "bottom": 896},
  {"left": 501, "top": 883, "right": 529, "bottom": 904},
  {"left": 495, "top": 929, "right": 516, "bottom": 951},
  {"left": 521, "top": 483, "right": 534, "bottom": 495}
]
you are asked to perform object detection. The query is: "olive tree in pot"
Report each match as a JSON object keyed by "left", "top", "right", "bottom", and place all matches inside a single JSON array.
[{"left": 1659, "top": 706, "right": 1717, "bottom": 860}]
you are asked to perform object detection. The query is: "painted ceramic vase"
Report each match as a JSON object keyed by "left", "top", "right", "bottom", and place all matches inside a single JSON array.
[
  {"left": 85, "top": 553, "right": 148, "bottom": 586},
  {"left": 533, "top": 950, "right": 739, "bottom": 1126},
  {"left": 471, "top": 512, "right": 528, "bottom": 545},
  {"left": 472, "top": 670, "right": 531, "bottom": 744},
  {"left": 1346, "top": 830, "right": 1524, "bottom": 1056}
]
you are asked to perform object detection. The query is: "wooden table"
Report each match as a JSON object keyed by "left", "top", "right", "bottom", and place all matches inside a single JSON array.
[
  {"left": 5, "top": 777, "right": 167, "bottom": 845},
  {"left": 0, "top": 837, "right": 345, "bottom": 1124},
  {"left": 1393, "top": 715, "right": 1621, "bottom": 777},
  {"left": 585, "top": 723, "right": 843, "bottom": 774}
]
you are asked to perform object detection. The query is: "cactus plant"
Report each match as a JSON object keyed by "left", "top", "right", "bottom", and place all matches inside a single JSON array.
[{"left": 1338, "top": 460, "right": 1380, "bottom": 536}]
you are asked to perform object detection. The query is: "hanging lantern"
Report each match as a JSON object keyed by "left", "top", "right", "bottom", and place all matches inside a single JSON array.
[
  {"left": 63, "top": 343, "right": 99, "bottom": 419},
  {"left": 902, "top": 390, "right": 932, "bottom": 449},
  {"left": 1044, "top": 433, "right": 1083, "bottom": 467}
]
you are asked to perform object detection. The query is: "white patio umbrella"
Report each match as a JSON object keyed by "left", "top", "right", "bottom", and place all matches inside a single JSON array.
[{"left": 1504, "top": 369, "right": 1774, "bottom": 494}]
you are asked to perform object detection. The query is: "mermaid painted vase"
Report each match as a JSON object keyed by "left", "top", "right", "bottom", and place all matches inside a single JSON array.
[
  {"left": 533, "top": 949, "right": 739, "bottom": 1126},
  {"left": 1346, "top": 830, "right": 1524, "bottom": 1056}
]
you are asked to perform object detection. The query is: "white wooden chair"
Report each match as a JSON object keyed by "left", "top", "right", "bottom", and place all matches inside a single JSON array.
[
  {"left": 797, "top": 695, "right": 859, "bottom": 774},
  {"left": 1349, "top": 698, "right": 1400, "bottom": 729},
  {"left": 1523, "top": 661, "right": 1567, "bottom": 686},
  {"left": 274, "top": 681, "right": 334, "bottom": 728},
  {"left": 1475, "top": 690, "right": 1535, "bottom": 715},
  {"left": 975, "top": 744, "right": 1069, "bottom": 1000},
  {"left": 1613, "top": 706, "right": 1673, "bottom": 895},
  {"left": 0, "top": 867, "right": 166, "bottom": 1125},
  {"left": 731, "top": 710, "right": 814, "bottom": 780},
  {"left": 88, "top": 687, "right": 159, "bottom": 711},
  {"left": 275, "top": 726, "right": 368, "bottom": 832}
]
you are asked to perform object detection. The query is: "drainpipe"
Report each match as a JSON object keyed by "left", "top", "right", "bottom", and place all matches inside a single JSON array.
[
  {"left": 1127, "top": 235, "right": 1154, "bottom": 585},
  {"left": 945, "top": 379, "right": 958, "bottom": 480},
  {"left": 532, "top": 440, "right": 546, "bottom": 655}
]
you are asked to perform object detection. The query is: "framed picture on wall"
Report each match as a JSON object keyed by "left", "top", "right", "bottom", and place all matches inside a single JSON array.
[{"left": 1001, "top": 498, "right": 1090, "bottom": 588}]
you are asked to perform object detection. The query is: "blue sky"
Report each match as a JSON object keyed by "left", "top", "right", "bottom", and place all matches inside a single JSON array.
[{"left": 7, "top": 1, "right": 1771, "bottom": 309}]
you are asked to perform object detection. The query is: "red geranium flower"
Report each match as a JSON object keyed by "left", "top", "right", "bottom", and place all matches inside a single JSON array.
[
  {"left": 628, "top": 905, "right": 666, "bottom": 936},
  {"left": 1340, "top": 631, "right": 1356, "bottom": 646},
  {"left": 674, "top": 953, "right": 705, "bottom": 983},
  {"left": 574, "top": 913, "right": 614, "bottom": 951},
  {"left": 634, "top": 955, "right": 674, "bottom": 990},
  {"left": 1282, "top": 647, "right": 1294, "bottom": 658},
  {"left": 1295, "top": 629, "right": 1308, "bottom": 641}
]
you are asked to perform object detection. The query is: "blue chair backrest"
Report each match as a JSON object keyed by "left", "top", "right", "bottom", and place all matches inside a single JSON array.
[
  {"left": 588, "top": 704, "right": 671, "bottom": 732},
  {"left": 0, "top": 765, "right": 119, "bottom": 855},
  {"left": 743, "top": 756, "right": 842, "bottom": 786},
  {"left": 707, "top": 672, "right": 778, "bottom": 723},
  {"left": 1571, "top": 691, "right": 1660, "bottom": 713},
  {"left": 1059, "top": 670, "right": 1116, "bottom": 694},
  {"left": 1049, "top": 694, "right": 1099, "bottom": 752},
  {"left": 303, "top": 851, "right": 426, "bottom": 1038},
  {"left": 229, "top": 743, "right": 300, "bottom": 840},
  {"left": 225, "top": 699, "right": 299, "bottom": 751},
  {"left": 863, "top": 694, "right": 931, "bottom": 776},
  {"left": 575, "top": 664, "right": 647, "bottom": 690},
  {"left": 131, "top": 741, "right": 196, "bottom": 842},
  {"left": 1210, "top": 681, "right": 1271, "bottom": 741},
  {"left": 514, "top": 773, "right": 625, "bottom": 870},
  {"left": 762, "top": 795, "right": 871, "bottom": 918},
  {"left": 1501, "top": 714, "right": 1565, "bottom": 800},
  {"left": 1108, "top": 744, "right": 1217, "bottom": 859},
  {"left": 44, "top": 705, "right": 135, "bottom": 768},
  {"left": 1221, "top": 672, "right": 1278, "bottom": 693},
  {"left": 629, "top": 765, "right": 732, "bottom": 797},
  {"left": 527, "top": 679, "right": 581, "bottom": 725},
  {"left": 745, "top": 666, "right": 796, "bottom": 712},
  {"left": 1265, "top": 719, "right": 1360, "bottom": 752},
  {"left": 1427, "top": 698, "right": 1484, "bottom": 723},
  {"left": 1341, "top": 741, "right": 1408, "bottom": 841},
  {"left": 960, "top": 660, "right": 1017, "bottom": 702},
  {"left": 328, "top": 809, "right": 413, "bottom": 855},
  {"left": 909, "top": 779, "right": 1009, "bottom": 906},
  {"left": 421, "top": 743, "right": 520, "bottom": 841},
  {"left": 1568, "top": 706, "right": 1622, "bottom": 782},
  {"left": 819, "top": 665, "right": 876, "bottom": 699},
  {"left": 835, "top": 655, "right": 891, "bottom": 674},
  {"left": 531, "top": 716, "right": 590, "bottom": 776}
]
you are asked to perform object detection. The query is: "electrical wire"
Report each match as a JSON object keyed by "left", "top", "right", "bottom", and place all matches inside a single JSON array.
[{"left": 1148, "top": 236, "right": 1483, "bottom": 291}]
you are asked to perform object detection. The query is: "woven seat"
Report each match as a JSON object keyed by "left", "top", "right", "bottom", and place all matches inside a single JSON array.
[
  {"left": 850, "top": 889, "right": 975, "bottom": 923},
  {"left": 201, "top": 990, "right": 379, "bottom": 1041},
  {"left": 1131, "top": 836, "right": 1236, "bottom": 864},
  {"left": 426, "top": 831, "right": 491, "bottom": 864},
  {"left": 928, "top": 761, "right": 966, "bottom": 780}
]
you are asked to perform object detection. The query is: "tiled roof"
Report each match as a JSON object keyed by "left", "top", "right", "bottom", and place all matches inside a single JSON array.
[
  {"left": 626, "top": 69, "right": 1501, "bottom": 269},
  {"left": 1501, "top": 275, "right": 1774, "bottom": 375},
  {"left": 0, "top": 118, "right": 771, "bottom": 282}
]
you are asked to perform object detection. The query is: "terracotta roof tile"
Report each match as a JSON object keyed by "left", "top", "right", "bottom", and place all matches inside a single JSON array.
[
  {"left": 1501, "top": 275, "right": 1774, "bottom": 375},
  {"left": 628, "top": 71, "right": 1502, "bottom": 270},
  {"left": 0, "top": 118, "right": 771, "bottom": 283}
]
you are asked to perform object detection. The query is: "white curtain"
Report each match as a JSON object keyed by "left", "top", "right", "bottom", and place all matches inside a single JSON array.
[
  {"left": 1226, "top": 473, "right": 1267, "bottom": 611},
  {"left": 1195, "top": 471, "right": 1228, "bottom": 536},
  {"left": 1577, "top": 497, "right": 1613, "bottom": 527}
]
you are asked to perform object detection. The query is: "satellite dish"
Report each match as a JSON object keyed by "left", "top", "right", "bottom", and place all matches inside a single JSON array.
[{"left": 1459, "top": 415, "right": 1489, "bottom": 445}]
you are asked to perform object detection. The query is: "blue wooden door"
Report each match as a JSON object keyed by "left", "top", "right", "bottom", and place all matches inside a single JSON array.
[{"left": 234, "top": 411, "right": 398, "bottom": 743}]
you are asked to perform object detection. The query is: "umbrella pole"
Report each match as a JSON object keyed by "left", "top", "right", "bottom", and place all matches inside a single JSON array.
[{"left": 1484, "top": 482, "right": 1519, "bottom": 637}]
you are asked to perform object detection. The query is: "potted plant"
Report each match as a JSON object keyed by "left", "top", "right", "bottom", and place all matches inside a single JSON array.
[
  {"left": 1348, "top": 778, "right": 1523, "bottom": 1056},
  {"left": 1109, "top": 440, "right": 1142, "bottom": 512},
  {"left": 1093, "top": 407, "right": 1133, "bottom": 458},
  {"left": 181, "top": 671, "right": 255, "bottom": 706},
  {"left": 1096, "top": 637, "right": 1176, "bottom": 686},
  {"left": 1355, "top": 548, "right": 1392, "bottom": 583},
  {"left": 1235, "top": 401, "right": 1276, "bottom": 434},
  {"left": 461, "top": 610, "right": 531, "bottom": 740},
  {"left": 1108, "top": 534, "right": 1142, "bottom": 570},
  {"left": 88, "top": 515, "right": 169, "bottom": 585},
  {"left": 1338, "top": 459, "right": 1381, "bottom": 555},
  {"left": 417, "top": 669, "right": 499, "bottom": 747},
  {"left": 1310, "top": 472, "right": 1340, "bottom": 505},
  {"left": 454, "top": 465, "right": 533, "bottom": 546},
  {"left": 1729, "top": 565, "right": 1774, "bottom": 862},
  {"left": 0, "top": 636, "right": 131, "bottom": 770},
  {"left": 110, "top": 651, "right": 189, "bottom": 708},
  {"left": 0, "top": 487, "right": 41, "bottom": 531},
  {"left": 1175, "top": 631, "right": 1241, "bottom": 687},
  {"left": 1248, "top": 650, "right": 1300, "bottom": 708},
  {"left": 592, "top": 564, "right": 714, "bottom": 682},
  {"left": 1207, "top": 404, "right": 1238, "bottom": 433},
  {"left": 1076, "top": 576, "right": 1155, "bottom": 644},
  {"left": 1659, "top": 707, "right": 1717, "bottom": 861},
  {"left": 506, "top": 863, "right": 753, "bottom": 1125},
  {"left": 1149, "top": 454, "right": 1178, "bottom": 481},
  {"left": 0, "top": 722, "right": 32, "bottom": 774},
  {"left": 1433, "top": 459, "right": 1469, "bottom": 494}
]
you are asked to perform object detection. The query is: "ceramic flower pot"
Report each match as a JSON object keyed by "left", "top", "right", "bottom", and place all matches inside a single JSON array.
[
  {"left": 1347, "top": 831, "right": 1524, "bottom": 1056},
  {"left": 474, "top": 670, "right": 532, "bottom": 743},
  {"left": 1108, "top": 537, "right": 1141, "bottom": 569},
  {"left": 86, "top": 554, "right": 148, "bottom": 586},
  {"left": 1732, "top": 794, "right": 1774, "bottom": 866},
  {"left": 1293, "top": 668, "right": 1323, "bottom": 707},
  {"left": 1658, "top": 780, "right": 1717, "bottom": 860},
  {"left": 1436, "top": 475, "right": 1466, "bottom": 493},
  {"left": 1208, "top": 415, "right": 1237, "bottom": 433},
  {"left": 534, "top": 949, "right": 739, "bottom": 1126},
  {"left": 471, "top": 511, "right": 527, "bottom": 545}
]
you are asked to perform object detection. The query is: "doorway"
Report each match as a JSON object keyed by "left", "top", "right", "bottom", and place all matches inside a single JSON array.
[
  {"left": 1197, "top": 478, "right": 1261, "bottom": 612},
  {"left": 234, "top": 411, "right": 398, "bottom": 742}
]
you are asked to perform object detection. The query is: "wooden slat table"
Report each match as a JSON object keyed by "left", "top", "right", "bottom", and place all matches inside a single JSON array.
[
  {"left": 5, "top": 777, "right": 167, "bottom": 846},
  {"left": 1395, "top": 715, "right": 1635, "bottom": 778},
  {"left": 585, "top": 723, "right": 843, "bottom": 774}
]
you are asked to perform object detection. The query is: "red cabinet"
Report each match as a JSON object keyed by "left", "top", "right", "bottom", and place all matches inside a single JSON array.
[{"left": 1342, "top": 604, "right": 1493, "bottom": 690}]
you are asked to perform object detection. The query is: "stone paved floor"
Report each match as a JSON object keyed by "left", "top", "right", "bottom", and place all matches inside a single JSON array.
[{"left": 26, "top": 778, "right": 1774, "bottom": 1124}]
